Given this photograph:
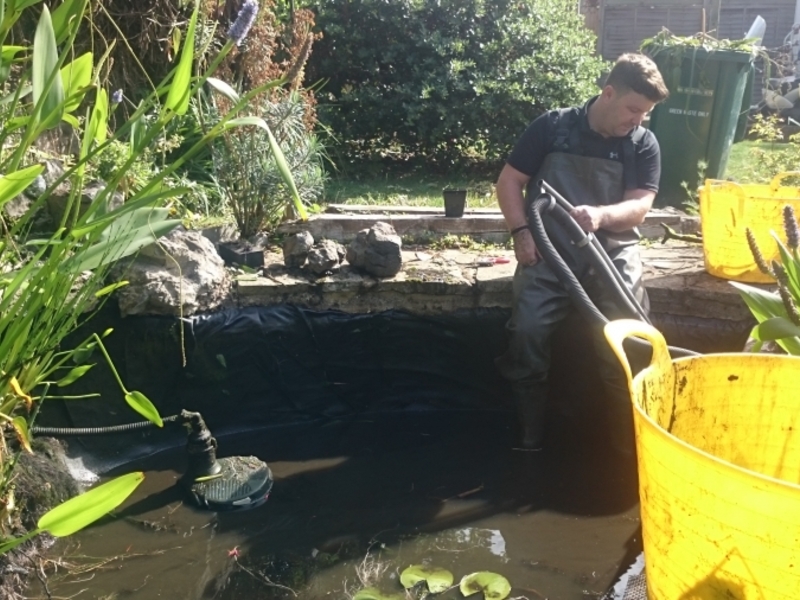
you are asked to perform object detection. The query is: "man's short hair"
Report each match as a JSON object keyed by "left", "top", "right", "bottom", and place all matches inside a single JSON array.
[{"left": 605, "top": 53, "right": 669, "bottom": 103}]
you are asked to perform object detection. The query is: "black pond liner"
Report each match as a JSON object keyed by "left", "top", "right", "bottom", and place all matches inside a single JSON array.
[{"left": 39, "top": 302, "right": 753, "bottom": 475}]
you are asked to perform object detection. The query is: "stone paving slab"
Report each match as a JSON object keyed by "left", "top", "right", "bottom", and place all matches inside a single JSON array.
[
  {"left": 276, "top": 207, "right": 700, "bottom": 244},
  {"left": 234, "top": 241, "right": 769, "bottom": 323}
]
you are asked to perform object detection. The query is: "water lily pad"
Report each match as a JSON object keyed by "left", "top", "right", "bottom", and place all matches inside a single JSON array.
[
  {"left": 459, "top": 572, "right": 511, "bottom": 600},
  {"left": 401, "top": 565, "right": 454, "bottom": 593},
  {"left": 353, "top": 587, "right": 404, "bottom": 600}
]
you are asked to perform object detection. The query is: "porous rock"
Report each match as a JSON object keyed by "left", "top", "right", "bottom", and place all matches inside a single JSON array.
[
  {"left": 283, "top": 231, "right": 314, "bottom": 268},
  {"left": 111, "top": 227, "right": 231, "bottom": 317},
  {"left": 307, "top": 239, "right": 346, "bottom": 275},
  {"left": 346, "top": 221, "right": 403, "bottom": 278}
]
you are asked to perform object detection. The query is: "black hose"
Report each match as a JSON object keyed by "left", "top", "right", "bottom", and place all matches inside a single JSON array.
[
  {"left": 31, "top": 413, "right": 182, "bottom": 436},
  {"left": 537, "top": 179, "right": 651, "bottom": 323},
  {"left": 526, "top": 190, "right": 698, "bottom": 359}
]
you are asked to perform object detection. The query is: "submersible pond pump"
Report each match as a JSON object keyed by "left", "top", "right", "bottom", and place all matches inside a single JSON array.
[
  {"left": 32, "top": 409, "right": 273, "bottom": 512},
  {"left": 179, "top": 410, "right": 273, "bottom": 511}
]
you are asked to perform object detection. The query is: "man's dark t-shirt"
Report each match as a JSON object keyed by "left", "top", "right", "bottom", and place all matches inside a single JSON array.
[{"left": 507, "top": 97, "right": 661, "bottom": 195}]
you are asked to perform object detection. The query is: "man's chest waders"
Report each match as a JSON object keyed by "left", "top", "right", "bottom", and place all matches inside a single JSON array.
[{"left": 496, "top": 151, "right": 647, "bottom": 451}]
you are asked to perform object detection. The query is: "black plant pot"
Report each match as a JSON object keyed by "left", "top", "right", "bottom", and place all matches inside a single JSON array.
[
  {"left": 443, "top": 189, "right": 467, "bottom": 217},
  {"left": 217, "top": 241, "right": 265, "bottom": 268}
]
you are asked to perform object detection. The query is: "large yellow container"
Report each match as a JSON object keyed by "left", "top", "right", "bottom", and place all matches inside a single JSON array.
[
  {"left": 605, "top": 319, "right": 800, "bottom": 599},
  {"left": 699, "top": 173, "right": 800, "bottom": 283}
]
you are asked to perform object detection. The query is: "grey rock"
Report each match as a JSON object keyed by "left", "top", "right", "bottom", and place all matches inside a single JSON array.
[
  {"left": 250, "top": 232, "right": 270, "bottom": 251},
  {"left": 111, "top": 227, "right": 231, "bottom": 317},
  {"left": 283, "top": 231, "right": 314, "bottom": 268},
  {"left": 307, "top": 239, "right": 345, "bottom": 275},
  {"left": 47, "top": 179, "right": 124, "bottom": 225},
  {"left": 346, "top": 221, "right": 403, "bottom": 278},
  {"left": 25, "top": 174, "right": 47, "bottom": 198}
]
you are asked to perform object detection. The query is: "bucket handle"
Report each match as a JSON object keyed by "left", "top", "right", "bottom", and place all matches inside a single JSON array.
[
  {"left": 770, "top": 172, "right": 800, "bottom": 192},
  {"left": 603, "top": 319, "right": 673, "bottom": 396}
]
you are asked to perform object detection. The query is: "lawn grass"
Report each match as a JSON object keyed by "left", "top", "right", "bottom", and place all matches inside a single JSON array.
[
  {"left": 323, "top": 171, "right": 500, "bottom": 208},
  {"left": 320, "top": 140, "right": 789, "bottom": 210},
  {"left": 725, "top": 140, "right": 790, "bottom": 183}
]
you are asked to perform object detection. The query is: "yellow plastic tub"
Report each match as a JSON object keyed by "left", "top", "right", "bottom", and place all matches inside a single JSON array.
[
  {"left": 699, "top": 173, "right": 800, "bottom": 283},
  {"left": 605, "top": 319, "right": 800, "bottom": 599}
]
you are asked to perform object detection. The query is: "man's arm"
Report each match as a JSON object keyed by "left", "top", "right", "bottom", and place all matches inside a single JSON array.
[
  {"left": 570, "top": 188, "right": 655, "bottom": 233},
  {"left": 496, "top": 164, "right": 540, "bottom": 265}
]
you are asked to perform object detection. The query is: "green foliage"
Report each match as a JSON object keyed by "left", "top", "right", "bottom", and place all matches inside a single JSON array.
[
  {"left": 212, "top": 91, "right": 325, "bottom": 238},
  {"left": 641, "top": 28, "right": 759, "bottom": 54},
  {"left": 308, "top": 0, "right": 606, "bottom": 167},
  {"left": 737, "top": 114, "right": 800, "bottom": 184},
  {"left": 0, "top": 0, "right": 304, "bottom": 560},
  {"left": 735, "top": 206, "right": 800, "bottom": 354}
]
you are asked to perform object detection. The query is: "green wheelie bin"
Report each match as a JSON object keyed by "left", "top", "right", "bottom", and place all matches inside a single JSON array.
[{"left": 645, "top": 45, "right": 755, "bottom": 205}]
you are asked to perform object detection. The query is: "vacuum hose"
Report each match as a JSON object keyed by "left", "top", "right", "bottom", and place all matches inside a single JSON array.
[
  {"left": 528, "top": 180, "right": 698, "bottom": 359},
  {"left": 31, "top": 413, "right": 182, "bottom": 436}
]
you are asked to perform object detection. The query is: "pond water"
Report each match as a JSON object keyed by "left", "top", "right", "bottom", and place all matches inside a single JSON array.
[{"left": 26, "top": 411, "right": 640, "bottom": 600}]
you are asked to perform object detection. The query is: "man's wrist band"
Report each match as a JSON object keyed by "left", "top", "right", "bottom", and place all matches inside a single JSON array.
[{"left": 510, "top": 225, "right": 529, "bottom": 236}]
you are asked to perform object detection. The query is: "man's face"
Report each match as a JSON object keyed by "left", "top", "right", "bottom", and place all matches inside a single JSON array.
[{"left": 604, "top": 87, "right": 656, "bottom": 137}]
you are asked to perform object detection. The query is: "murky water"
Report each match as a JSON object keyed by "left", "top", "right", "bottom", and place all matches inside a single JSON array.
[{"left": 27, "top": 411, "right": 641, "bottom": 600}]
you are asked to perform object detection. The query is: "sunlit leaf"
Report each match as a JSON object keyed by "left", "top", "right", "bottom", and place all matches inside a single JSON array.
[
  {"left": 95, "top": 281, "right": 129, "bottom": 298},
  {"left": 401, "top": 565, "right": 454, "bottom": 593},
  {"left": 206, "top": 77, "right": 239, "bottom": 102},
  {"left": 751, "top": 316, "right": 800, "bottom": 341},
  {"left": 60, "top": 52, "right": 92, "bottom": 112},
  {"left": 772, "top": 231, "right": 800, "bottom": 299},
  {"left": 164, "top": 0, "right": 198, "bottom": 115},
  {"left": 11, "top": 416, "right": 32, "bottom": 453},
  {"left": 125, "top": 391, "right": 163, "bottom": 427},
  {"left": 9, "top": 376, "right": 32, "bottom": 409},
  {"left": 56, "top": 365, "right": 94, "bottom": 387},
  {"left": 32, "top": 5, "right": 64, "bottom": 129},
  {"left": 0, "top": 164, "right": 44, "bottom": 209},
  {"left": 86, "top": 87, "right": 108, "bottom": 146},
  {"left": 459, "top": 572, "right": 511, "bottom": 600},
  {"left": 171, "top": 25, "right": 182, "bottom": 59},
  {"left": 38, "top": 472, "right": 144, "bottom": 536},
  {"left": 62, "top": 112, "right": 79, "bottom": 128},
  {"left": 0, "top": 46, "right": 26, "bottom": 84},
  {"left": 65, "top": 208, "right": 181, "bottom": 272}
]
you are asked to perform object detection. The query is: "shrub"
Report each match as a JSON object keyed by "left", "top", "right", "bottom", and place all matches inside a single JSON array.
[
  {"left": 211, "top": 91, "right": 327, "bottom": 238},
  {"left": 307, "top": 0, "right": 606, "bottom": 168}
]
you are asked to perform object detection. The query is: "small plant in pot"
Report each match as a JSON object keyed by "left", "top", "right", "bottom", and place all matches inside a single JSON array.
[{"left": 211, "top": 92, "right": 325, "bottom": 267}]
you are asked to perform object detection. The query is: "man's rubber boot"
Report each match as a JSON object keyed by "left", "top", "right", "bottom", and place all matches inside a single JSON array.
[{"left": 511, "top": 382, "right": 548, "bottom": 450}]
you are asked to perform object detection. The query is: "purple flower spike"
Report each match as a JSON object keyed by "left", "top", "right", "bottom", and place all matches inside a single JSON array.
[
  {"left": 227, "top": 0, "right": 259, "bottom": 46},
  {"left": 111, "top": 89, "right": 123, "bottom": 104},
  {"left": 784, "top": 205, "right": 800, "bottom": 250}
]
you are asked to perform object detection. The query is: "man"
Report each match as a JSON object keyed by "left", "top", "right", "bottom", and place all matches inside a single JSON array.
[{"left": 495, "top": 53, "right": 669, "bottom": 451}]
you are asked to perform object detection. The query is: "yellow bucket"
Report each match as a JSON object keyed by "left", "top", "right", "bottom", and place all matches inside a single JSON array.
[
  {"left": 699, "top": 173, "right": 800, "bottom": 283},
  {"left": 605, "top": 319, "right": 800, "bottom": 599}
]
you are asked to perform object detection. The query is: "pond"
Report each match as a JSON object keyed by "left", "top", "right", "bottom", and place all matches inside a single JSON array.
[
  {"left": 26, "top": 411, "right": 640, "bottom": 600},
  {"left": 26, "top": 304, "right": 711, "bottom": 600}
]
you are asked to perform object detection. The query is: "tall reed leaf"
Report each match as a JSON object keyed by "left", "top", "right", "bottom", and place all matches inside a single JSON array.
[
  {"left": 32, "top": 5, "right": 63, "bottom": 129},
  {"left": 164, "top": 0, "right": 198, "bottom": 115}
]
